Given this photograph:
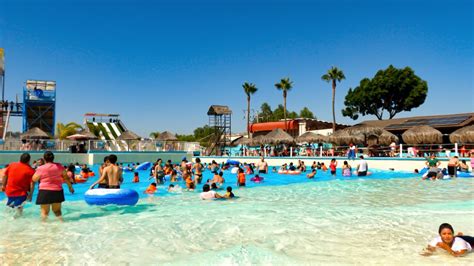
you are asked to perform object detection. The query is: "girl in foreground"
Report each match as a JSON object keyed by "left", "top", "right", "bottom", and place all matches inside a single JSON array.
[{"left": 422, "top": 223, "right": 472, "bottom": 257}]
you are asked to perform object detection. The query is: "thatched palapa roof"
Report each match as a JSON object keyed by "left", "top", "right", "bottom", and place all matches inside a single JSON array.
[
  {"left": 207, "top": 105, "right": 232, "bottom": 115},
  {"left": 21, "top": 127, "right": 50, "bottom": 139},
  {"left": 295, "top": 132, "right": 328, "bottom": 143},
  {"left": 402, "top": 125, "right": 442, "bottom": 144},
  {"left": 117, "top": 130, "right": 141, "bottom": 140},
  {"left": 329, "top": 130, "right": 364, "bottom": 145},
  {"left": 376, "top": 130, "right": 399, "bottom": 145},
  {"left": 156, "top": 131, "right": 177, "bottom": 141},
  {"left": 449, "top": 125, "right": 474, "bottom": 144},
  {"left": 231, "top": 137, "right": 251, "bottom": 146},
  {"left": 263, "top": 128, "right": 294, "bottom": 144}
]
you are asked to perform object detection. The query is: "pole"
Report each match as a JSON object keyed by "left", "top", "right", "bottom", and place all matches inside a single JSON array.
[
  {"left": 320, "top": 146, "right": 323, "bottom": 157},
  {"left": 1, "top": 72, "right": 5, "bottom": 102},
  {"left": 290, "top": 146, "right": 293, "bottom": 157},
  {"left": 399, "top": 144, "right": 403, "bottom": 158},
  {"left": 454, "top": 143, "right": 458, "bottom": 156}
]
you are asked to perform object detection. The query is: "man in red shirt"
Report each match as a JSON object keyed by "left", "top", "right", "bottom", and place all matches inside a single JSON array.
[{"left": 1, "top": 153, "right": 35, "bottom": 216}]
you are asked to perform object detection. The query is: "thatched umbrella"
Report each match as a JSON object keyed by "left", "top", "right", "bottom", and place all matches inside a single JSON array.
[
  {"left": 155, "top": 131, "right": 177, "bottom": 141},
  {"left": 402, "top": 125, "right": 442, "bottom": 144},
  {"left": 117, "top": 130, "right": 141, "bottom": 151},
  {"left": 449, "top": 125, "right": 474, "bottom": 144},
  {"left": 21, "top": 127, "right": 50, "bottom": 139},
  {"left": 296, "top": 132, "right": 328, "bottom": 143},
  {"left": 344, "top": 124, "right": 385, "bottom": 137},
  {"left": 250, "top": 135, "right": 266, "bottom": 145},
  {"left": 66, "top": 129, "right": 98, "bottom": 141},
  {"left": 231, "top": 137, "right": 251, "bottom": 146},
  {"left": 329, "top": 130, "right": 364, "bottom": 145},
  {"left": 263, "top": 128, "right": 294, "bottom": 145},
  {"left": 377, "top": 130, "right": 399, "bottom": 145}
]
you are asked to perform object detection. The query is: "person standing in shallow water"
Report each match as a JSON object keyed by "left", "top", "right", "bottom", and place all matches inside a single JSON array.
[
  {"left": 32, "top": 151, "right": 74, "bottom": 222},
  {"left": 90, "top": 154, "right": 123, "bottom": 189},
  {"left": 1, "top": 153, "right": 35, "bottom": 217},
  {"left": 193, "top": 158, "right": 203, "bottom": 185}
]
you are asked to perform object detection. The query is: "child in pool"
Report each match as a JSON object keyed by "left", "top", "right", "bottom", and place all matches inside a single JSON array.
[
  {"left": 422, "top": 223, "right": 472, "bottom": 257},
  {"left": 132, "top": 172, "right": 139, "bottom": 183},
  {"left": 272, "top": 167, "right": 277, "bottom": 173},
  {"left": 306, "top": 169, "right": 316, "bottom": 179},
  {"left": 145, "top": 183, "right": 157, "bottom": 194},
  {"left": 185, "top": 174, "right": 195, "bottom": 191},
  {"left": 342, "top": 161, "right": 352, "bottom": 177},
  {"left": 224, "top": 186, "right": 235, "bottom": 198},
  {"left": 321, "top": 163, "right": 328, "bottom": 172}
]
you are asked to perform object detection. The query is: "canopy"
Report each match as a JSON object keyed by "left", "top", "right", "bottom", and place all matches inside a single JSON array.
[
  {"left": 250, "top": 135, "right": 266, "bottom": 145},
  {"left": 155, "top": 131, "right": 177, "bottom": 141},
  {"left": 262, "top": 128, "right": 294, "bottom": 145},
  {"left": 449, "top": 125, "right": 474, "bottom": 144},
  {"left": 402, "top": 125, "right": 443, "bottom": 144},
  {"left": 376, "top": 130, "right": 399, "bottom": 145},
  {"left": 231, "top": 137, "right": 251, "bottom": 146},
  {"left": 295, "top": 132, "right": 328, "bottom": 143},
  {"left": 66, "top": 129, "right": 98, "bottom": 141},
  {"left": 329, "top": 130, "right": 364, "bottom": 145},
  {"left": 117, "top": 130, "right": 141, "bottom": 140},
  {"left": 20, "top": 127, "right": 50, "bottom": 139}
]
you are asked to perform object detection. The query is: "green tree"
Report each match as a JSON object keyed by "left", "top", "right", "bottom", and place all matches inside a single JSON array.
[
  {"left": 322, "top": 66, "right": 345, "bottom": 132},
  {"left": 242, "top": 82, "right": 258, "bottom": 138},
  {"left": 274, "top": 78, "right": 293, "bottom": 130},
  {"left": 259, "top": 102, "right": 273, "bottom": 122},
  {"left": 272, "top": 104, "right": 285, "bottom": 121},
  {"left": 56, "top": 122, "right": 83, "bottom": 140},
  {"left": 342, "top": 65, "right": 428, "bottom": 120},
  {"left": 149, "top": 131, "right": 161, "bottom": 139},
  {"left": 299, "top": 107, "right": 314, "bottom": 119}
]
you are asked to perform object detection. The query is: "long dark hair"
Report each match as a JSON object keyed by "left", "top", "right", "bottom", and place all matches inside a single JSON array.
[{"left": 438, "top": 223, "right": 454, "bottom": 234}]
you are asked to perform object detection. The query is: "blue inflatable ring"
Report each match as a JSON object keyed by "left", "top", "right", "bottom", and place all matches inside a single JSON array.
[
  {"left": 84, "top": 189, "right": 139, "bottom": 206},
  {"left": 457, "top": 171, "right": 474, "bottom": 178},
  {"left": 136, "top": 162, "right": 151, "bottom": 171},
  {"left": 226, "top": 159, "right": 240, "bottom": 165}
]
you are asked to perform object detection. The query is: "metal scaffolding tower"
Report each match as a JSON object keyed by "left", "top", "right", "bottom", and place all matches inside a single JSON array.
[
  {"left": 22, "top": 80, "right": 56, "bottom": 136},
  {"left": 207, "top": 105, "right": 232, "bottom": 156}
]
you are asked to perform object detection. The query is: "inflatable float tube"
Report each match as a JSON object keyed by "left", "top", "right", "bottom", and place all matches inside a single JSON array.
[
  {"left": 250, "top": 176, "right": 264, "bottom": 183},
  {"left": 231, "top": 167, "right": 239, "bottom": 174},
  {"left": 226, "top": 159, "right": 240, "bottom": 166},
  {"left": 456, "top": 171, "right": 474, "bottom": 178},
  {"left": 75, "top": 177, "right": 87, "bottom": 183},
  {"left": 419, "top": 167, "right": 428, "bottom": 175},
  {"left": 84, "top": 189, "right": 139, "bottom": 206},
  {"left": 136, "top": 162, "right": 152, "bottom": 171},
  {"left": 278, "top": 170, "right": 301, "bottom": 175}
]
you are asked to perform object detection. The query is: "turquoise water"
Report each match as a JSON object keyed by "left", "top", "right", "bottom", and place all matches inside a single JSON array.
[{"left": 1, "top": 166, "right": 473, "bottom": 264}]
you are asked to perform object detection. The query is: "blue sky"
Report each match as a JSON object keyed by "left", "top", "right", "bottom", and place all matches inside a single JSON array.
[{"left": 1, "top": 0, "right": 472, "bottom": 136}]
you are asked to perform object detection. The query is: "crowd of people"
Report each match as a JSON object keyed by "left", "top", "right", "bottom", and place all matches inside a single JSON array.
[{"left": 420, "top": 153, "right": 474, "bottom": 180}]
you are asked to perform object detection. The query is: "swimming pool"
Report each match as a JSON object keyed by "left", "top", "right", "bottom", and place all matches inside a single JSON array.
[{"left": 1, "top": 166, "right": 473, "bottom": 264}]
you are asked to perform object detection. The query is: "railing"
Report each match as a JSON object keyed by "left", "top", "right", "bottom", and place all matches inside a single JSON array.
[
  {"left": 0, "top": 139, "right": 201, "bottom": 153},
  {"left": 209, "top": 143, "right": 473, "bottom": 158}
]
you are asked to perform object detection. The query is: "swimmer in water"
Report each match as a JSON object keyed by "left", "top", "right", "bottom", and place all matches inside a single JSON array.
[{"left": 422, "top": 223, "right": 472, "bottom": 257}]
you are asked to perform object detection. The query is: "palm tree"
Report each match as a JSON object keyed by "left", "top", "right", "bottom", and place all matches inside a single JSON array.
[
  {"left": 274, "top": 78, "right": 293, "bottom": 131},
  {"left": 242, "top": 82, "right": 258, "bottom": 138},
  {"left": 56, "top": 122, "right": 83, "bottom": 139},
  {"left": 322, "top": 67, "right": 345, "bottom": 132},
  {"left": 149, "top": 131, "right": 161, "bottom": 139}
]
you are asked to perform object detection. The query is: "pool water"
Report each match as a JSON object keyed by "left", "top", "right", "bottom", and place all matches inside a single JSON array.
[{"left": 1, "top": 166, "right": 473, "bottom": 265}]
